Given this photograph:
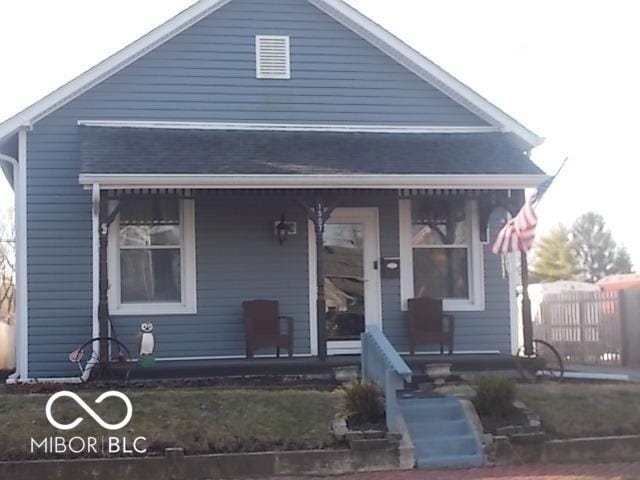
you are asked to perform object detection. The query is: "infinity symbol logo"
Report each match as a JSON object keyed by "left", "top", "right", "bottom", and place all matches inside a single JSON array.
[{"left": 45, "top": 391, "right": 133, "bottom": 431}]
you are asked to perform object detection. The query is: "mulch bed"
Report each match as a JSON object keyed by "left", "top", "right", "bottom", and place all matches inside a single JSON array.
[
  {"left": 346, "top": 415, "right": 387, "bottom": 432},
  {"left": 478, "top": 407, "right": 529, "bottom": 435}
]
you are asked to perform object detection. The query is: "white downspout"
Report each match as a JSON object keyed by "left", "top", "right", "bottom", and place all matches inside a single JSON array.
[
  {"left": 81, "top": 183, "right": 102, "bottom": 382},
  {"left": 2, "top": 131, "right": 88, "bottom": 384},
  {"left": 0, "top": 152, "right": 21, "bottom": 380}
]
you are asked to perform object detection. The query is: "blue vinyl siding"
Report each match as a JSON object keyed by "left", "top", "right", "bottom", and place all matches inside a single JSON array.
[
  {"left": 38, "top": 0, "right": 487, "bottom": 126},
  {"left": 111, "top": 196, "right": 311, "bottom": 360},
  {"left": 25, "top": 0, "right": 505, "bottom": 377}
]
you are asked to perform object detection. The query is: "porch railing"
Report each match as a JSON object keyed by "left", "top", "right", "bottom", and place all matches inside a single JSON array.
[{"left": 361, "top": 325, "right": 412, "bottom": 433}]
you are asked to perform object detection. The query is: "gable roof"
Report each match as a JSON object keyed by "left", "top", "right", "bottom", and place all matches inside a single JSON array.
[{"left": 0, "top": 0, "right": 543, "bottom": 147}]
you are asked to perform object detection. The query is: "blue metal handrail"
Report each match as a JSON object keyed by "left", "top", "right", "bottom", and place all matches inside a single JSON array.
[{"left": 361, "top": 325, "right": 412, "bottom": 432}]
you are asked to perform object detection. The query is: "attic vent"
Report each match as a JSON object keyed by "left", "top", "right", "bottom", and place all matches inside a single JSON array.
[{"left": 256, "top": 35, "right": 291, "bottom": 79}]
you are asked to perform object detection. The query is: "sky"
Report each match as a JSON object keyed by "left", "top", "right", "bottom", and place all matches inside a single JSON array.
[{"left": 0, "top": 0, "right": 638, "bottom": 265}]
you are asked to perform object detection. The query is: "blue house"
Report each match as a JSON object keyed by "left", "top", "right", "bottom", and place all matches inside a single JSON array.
[{"left": 0, "top": 0, "right": 545, "bottom": 381}]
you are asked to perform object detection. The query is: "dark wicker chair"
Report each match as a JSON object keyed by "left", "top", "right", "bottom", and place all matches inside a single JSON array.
[
  {"left": 407, "top": 297, "right": 455, "bottom": 355},
  {"left": 242, "top": 300, "right": 294, "bottom": 359}
]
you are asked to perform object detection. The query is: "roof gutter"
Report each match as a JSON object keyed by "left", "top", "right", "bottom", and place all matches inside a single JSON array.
[{"left": 79, "top": 173, "right": 549, "bottom": 190}]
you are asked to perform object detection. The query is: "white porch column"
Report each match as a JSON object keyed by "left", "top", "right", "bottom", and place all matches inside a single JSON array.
[{"left": 91, "top": 184, "right": 100, "bottom": 343}]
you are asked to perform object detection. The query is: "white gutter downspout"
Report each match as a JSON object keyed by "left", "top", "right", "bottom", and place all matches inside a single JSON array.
[
  {"left": 81, "top": 184, "right": 102, "bottom": 382},
  {"left": 3, "top": 131, "right": 87, "bottom": 385}
]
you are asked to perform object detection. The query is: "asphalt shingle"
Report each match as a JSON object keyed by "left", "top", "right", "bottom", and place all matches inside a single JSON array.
[{"left": 80, "top": 126, "right": 544, "bottom": 176}]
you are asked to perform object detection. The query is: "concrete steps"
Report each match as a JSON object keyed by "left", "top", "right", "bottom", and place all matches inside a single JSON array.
[{"left": 398, "top": 394, "right": 483, "bottom": 469}]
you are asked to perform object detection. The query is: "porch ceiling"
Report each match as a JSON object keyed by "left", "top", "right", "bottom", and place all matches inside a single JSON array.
[{"left": 80, "top": 126, "right": 544, "bottom": 177}]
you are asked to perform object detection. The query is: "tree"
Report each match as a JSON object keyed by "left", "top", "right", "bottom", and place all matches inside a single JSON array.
[
  {"left": 0, "top": 231, "right": 15, "bottom": 316},
  {"left": 531, "top": 224, "right": 577, "bottom": 282},
  {"left": 612, "top": 246, "right": 634, "bottom": 275},
  {"left": 570, "top": 212, "right": 633, "bottom": 283}
]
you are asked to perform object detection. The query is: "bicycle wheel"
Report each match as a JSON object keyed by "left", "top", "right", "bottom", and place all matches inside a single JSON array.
[
  {"left": 515, "top": 339, "right": 564, "bottom": 381},
  {"left": 71, "top": 337, "right": 132, "bottom": 383},
  {"left": 532, "top": 339, "right": 564, "bottom": 379}
]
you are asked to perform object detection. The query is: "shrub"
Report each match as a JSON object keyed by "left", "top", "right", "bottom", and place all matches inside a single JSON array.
[
  {"left": 473, "top": 375, "right": 516, "bottom": 417},
  {"left": 339, "top": 379, "right": 384, "bottom": 424}
]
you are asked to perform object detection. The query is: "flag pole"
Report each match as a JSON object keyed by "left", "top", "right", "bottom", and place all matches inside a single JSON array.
[{"left": 520, "top": 158, "right": 568, "bottom": 357}]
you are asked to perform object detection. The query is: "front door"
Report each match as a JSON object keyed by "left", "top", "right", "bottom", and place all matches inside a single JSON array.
[{"left": 310, "top": 208, "right": 382, "bottom": 355}]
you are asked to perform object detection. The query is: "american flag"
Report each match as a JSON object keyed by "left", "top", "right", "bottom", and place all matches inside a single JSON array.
[{"left": 491, "top": 176, "right": 555, "bottom": 255}]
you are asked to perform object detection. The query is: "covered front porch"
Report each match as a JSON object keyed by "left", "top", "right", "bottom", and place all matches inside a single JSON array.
[
  {"left": 84, "top": 187, "right": 522, "bottom": 370},
  {"left": 76, "top": 123, "right": 545, "bottom": 378}
]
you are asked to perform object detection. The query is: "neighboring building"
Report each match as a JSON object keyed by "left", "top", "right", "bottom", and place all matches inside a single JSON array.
[
  {"left": 598, "top": 274, "right": 640, "bottom": 292},
  {"left": 0, "top": 0, "right": 545, "bottom": 380}
]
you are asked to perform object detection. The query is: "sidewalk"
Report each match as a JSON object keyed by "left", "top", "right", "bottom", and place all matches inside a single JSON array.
[
  {"left": 278, "top": 463, "right": 640, "bottom": 479},
  {"left": 564, "top": 363, "right": 640, "bottom": 382}
]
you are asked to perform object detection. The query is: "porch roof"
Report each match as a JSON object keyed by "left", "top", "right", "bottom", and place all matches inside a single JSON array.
[{"left": 80, "top": 126, "right": 544, "bottom": 177}]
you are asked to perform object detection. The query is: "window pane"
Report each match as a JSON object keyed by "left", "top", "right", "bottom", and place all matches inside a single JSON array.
[
  {"left": 413, "top": 248, "right": 469, "bottom": 299},
  {"left": 119, "top": 198, "right": 181, "bottom": 246},
  {"left": 120, "top": 225, "right": 181, "bottom": 247},
  {"left": 411, "top": 198, "right": 467, "bottom": 246},
  {"left": 120, "top": 249, "right": 181, "bottom": 303},
  {"left": 323, "top": 224, "right": 365, "bottom": 341}
]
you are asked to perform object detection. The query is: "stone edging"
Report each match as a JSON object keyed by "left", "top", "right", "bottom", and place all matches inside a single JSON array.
[
  {"left": 0, "top": 443, "right": 411, "bottom": 480},
  {"left": 490, "top": 434, "right": 640, "bottom": 465}
]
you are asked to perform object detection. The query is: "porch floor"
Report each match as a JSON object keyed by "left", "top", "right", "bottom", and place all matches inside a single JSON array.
[{"left": 116, "top": 353, "right": 515, "bottom": 381}]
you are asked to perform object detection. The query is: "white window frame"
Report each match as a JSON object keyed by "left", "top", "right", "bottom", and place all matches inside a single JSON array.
[
  {"left": 399, "top": 198, "right": 485, "bottom": 312},
  {"left": 255, "top": 35, "right": 291, "bottom": 80},
  {"left": 108, "top": 198, "right": 197, "bottom": 316}
]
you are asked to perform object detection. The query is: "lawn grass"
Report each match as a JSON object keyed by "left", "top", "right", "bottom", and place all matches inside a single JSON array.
[
  {"left": 0, "top": 388, "right": 338, "bottom": 460},
  {"left": 518, "top": 382, "right": 640, "bottom": 439}
]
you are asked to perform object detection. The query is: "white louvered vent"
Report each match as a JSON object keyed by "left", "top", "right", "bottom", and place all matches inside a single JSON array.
[{"left": 256, "top": 35, "right": 291, "bottom": 79}]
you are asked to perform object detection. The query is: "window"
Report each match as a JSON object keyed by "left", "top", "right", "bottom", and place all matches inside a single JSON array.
[
  {"left": 109, "top": 197, "right": 196, "bottom": 315},
  {"left": 256, "top": 35, "right": 291, "bottom": 79},
  {"left": 399, "top": 198, "right": 484, "bottom": 311}
]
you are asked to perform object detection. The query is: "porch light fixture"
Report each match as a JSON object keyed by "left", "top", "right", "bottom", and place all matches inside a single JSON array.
[{"left": 274, "top": 213, "right": 296, "bottom": 245}]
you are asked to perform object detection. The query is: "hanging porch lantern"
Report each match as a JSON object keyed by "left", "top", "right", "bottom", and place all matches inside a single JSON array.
[{"left": 274, "top": 213, "right": 296, "bottom": 245}]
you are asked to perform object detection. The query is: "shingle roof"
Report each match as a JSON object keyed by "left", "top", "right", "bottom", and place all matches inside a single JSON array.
[{"left": 80, "top": 126, "right": 544, "bottom": 176}]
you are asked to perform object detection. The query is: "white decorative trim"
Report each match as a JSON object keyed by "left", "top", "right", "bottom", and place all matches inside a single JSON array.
[
  {"left": 308, "top": 208, "right": 382, "bottom": 355},
  {"left": 79, "top": 173, "right": 549, "bottom": 190},
  {"left": 91, "top": 184, "right": 100, "bottom": 358},
  {"left": 308, "top": 221, "right": 318, "bottom": 356},
  {"left": 77, "top": 120, "right": 501, "bottom": 134},
  {"left": 399, "top": 198, "right": 485, "bottom": 312},
  {"left": 108, "top": 198, "right": 197, "bottom": 316},
  {"left": 17, "top": 129, "right": 28, "bottom": 379},
  {"left": 398, "top": 199, "right": 413, "bottom": 311},
  {"left": 468, "top": 200, "right": 486, "bottom": 310},
  {"left": 507, "top": 251, "right": 520, "bottom": 355},
  {"left": 255, "top": 35, "right": 291, "bottom": 79},
  {"left": 0, "top": 0, "right": 541, "bottom": 148},
  {"left": 308, "top": 0, "right": 543, "bottom": 147}
]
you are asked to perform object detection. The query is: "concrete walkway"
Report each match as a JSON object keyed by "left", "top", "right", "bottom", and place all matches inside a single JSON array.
[
  {"left": 277, "top": 463, "right": 640, "bottom": 479},
  {"left": 565, "top": 363, "right": 640, "bottom": 382}
]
